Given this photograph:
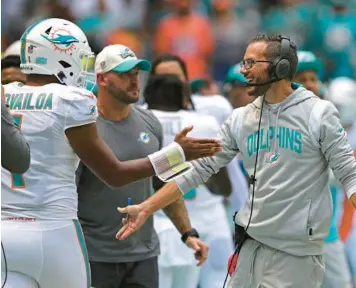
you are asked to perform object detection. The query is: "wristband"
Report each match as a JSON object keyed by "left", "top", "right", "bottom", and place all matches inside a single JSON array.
[
  {"left": 148, "top": 142, "right": 192, "bottom": 182},
  {"left": 181, "top": 228, "right": 199, "bottom": 243}
]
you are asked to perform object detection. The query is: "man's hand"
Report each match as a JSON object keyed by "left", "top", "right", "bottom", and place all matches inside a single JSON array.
[
  {"left": 175, "top": 126, "right": 222, "bottom": 161},
  {"left": 185, "top": 236, "right": 209, "bottom": 266},
  {"left": 116, "top": 204, "right": 151, "bottom": 240},
  {"left": 351, "top": 193, "right": 356, "bottom": 209}
]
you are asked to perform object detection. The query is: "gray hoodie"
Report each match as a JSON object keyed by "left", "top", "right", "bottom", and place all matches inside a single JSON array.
[{"left": 176, "top": 86, "right": 356, "bottom": 256}]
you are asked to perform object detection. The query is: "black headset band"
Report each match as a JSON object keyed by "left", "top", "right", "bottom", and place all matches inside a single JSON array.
[{"left": 280, "top": 36, "right": 291, "bottom": 60}]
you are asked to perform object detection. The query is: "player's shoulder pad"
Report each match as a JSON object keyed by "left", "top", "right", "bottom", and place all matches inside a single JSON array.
[
  {"left": 58, "top": 85, "right": 96, "bottom": 101},
  {"left": 54, "top": 85, "right": 97, "bottom": 125}
]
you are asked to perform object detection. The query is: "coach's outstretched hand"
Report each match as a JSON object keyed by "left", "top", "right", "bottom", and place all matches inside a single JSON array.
[
  {"left": 116, "top": 203, "right": 209, "bottom": 266},
  {"left": 116, "top": 204, "right": 150, "bottom": 241},
  {"left": 174, "top": 126, "right": 222, "bottom": 161}
]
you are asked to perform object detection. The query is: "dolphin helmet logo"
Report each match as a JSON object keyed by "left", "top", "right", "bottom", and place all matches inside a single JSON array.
[{"left": 41, "top": 28, "right": 79, "bottom": 52}]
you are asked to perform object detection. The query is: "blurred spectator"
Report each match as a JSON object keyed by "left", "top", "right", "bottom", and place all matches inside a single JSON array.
[
  {"left": 3, "top": 40, "right": 21, "bottom": 59},
  {"left": 1, "top": 40, "right": 27, "bottom": 85},
  {"left": 1, "top": 56, "right": 26, "bottom": 85},
  {"left": 326, "top": 77, "right": 356, "bottom": 287},
  {"left": 190, "top": 77, "right": 220, "bottom": 96},
  {"left": 103, "top": 0, "right": 148, "bottom": 56},
  {"left": 304, "top": 1, "right": 356, "bottom": 80},
  {"left": 223, "top": 62, "right": 253, "bottom": 109},
  {"left": 293, "top": 50, "right": 324, "bottom": 97},
  {"left": 260, "top": 0, "right": 318, "bottom": 48},
  {"left": 1, "top": 0, "right": 29, "bottom": 45},
  {"left": 210, "top": 0, "right": 260, "bottom": 82},
  {"left": 150, "top": 53, "right": 194, "bottom": 109},
  {"left": 153, "top": 0, "right": 214, "bottom": 79}
]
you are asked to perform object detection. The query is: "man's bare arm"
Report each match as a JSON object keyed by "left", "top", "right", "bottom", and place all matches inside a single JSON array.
[
  {"left": 66, "top": 124, "right": 221, "bottom": 188},
  {"left": 66, "top": 123, "right": 154, "bottom": 187},
  {"left": 163, "top": 196, "right": 191, "bottom": 235}
]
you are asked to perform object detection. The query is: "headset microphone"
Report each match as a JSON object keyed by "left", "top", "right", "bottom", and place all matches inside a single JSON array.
[{"left": 231, "top": 77, "right": 279, "bottom": 88}]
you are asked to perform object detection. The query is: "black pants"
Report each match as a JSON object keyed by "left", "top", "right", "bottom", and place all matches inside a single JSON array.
[{"left": 90, "top": 257, "right": 158, "bottom": 288}]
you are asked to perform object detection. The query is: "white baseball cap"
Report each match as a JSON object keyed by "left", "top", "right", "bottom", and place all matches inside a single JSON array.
[{"left": 95, "top": 44, "right": 151, "bottom": 74}]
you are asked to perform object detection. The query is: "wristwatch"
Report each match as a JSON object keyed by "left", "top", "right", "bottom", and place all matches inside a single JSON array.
[{"left": 181, "top": 228, "right": 199, "bottom": 243}]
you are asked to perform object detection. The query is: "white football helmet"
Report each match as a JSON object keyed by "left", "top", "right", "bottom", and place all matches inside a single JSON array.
[
  {"left": 326, "top": 77, "right": 356, "bottom": 126},
  {"left": 20, "top": 18, "right": 95, "bottom": 88}
]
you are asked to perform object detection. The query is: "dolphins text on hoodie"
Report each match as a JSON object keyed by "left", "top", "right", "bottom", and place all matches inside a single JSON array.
[{"left": 176, "top": 86, "right": 356, "bottom": 256}]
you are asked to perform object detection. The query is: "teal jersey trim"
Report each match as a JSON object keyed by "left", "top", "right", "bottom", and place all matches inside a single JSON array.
[{"left": 73, "top": 220, "right": 91, "bottom": 288}]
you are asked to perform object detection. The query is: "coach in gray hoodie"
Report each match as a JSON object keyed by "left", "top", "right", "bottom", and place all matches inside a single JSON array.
[{"left": 116, "top": 34, "right": 356, "bottom": 288}]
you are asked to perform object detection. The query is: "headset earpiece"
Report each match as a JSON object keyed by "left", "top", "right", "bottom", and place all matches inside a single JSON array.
[{"left": 269, "top": 36, "right": 291, "bottom": 80}]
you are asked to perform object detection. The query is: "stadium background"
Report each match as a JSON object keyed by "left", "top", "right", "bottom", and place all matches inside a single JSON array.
[{"left": 2, "top": 0, "right": 356, "bottom": 286}]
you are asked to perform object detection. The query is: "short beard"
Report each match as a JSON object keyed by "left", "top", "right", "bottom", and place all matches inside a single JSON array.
[
  {"left": 107, "top": 82, "right": 138, "bottom": 105},
  {"left": 247, "top": 82, "right": 272, "bottom": 97}
]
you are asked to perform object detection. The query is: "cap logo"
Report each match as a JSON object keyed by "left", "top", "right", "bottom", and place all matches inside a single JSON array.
[{"left": 119, "top": 47, "right": 135, "bottom": 59}]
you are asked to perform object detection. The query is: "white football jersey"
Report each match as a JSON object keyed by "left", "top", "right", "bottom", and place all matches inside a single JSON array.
[
  {"left": 191, "top": 94, "right": 233, "bottom": 126},
  {"left": 1, "top": 82, "right": 97, "bottom": 220},
  {"left": 192, "top": 94, "right": 249, "bottom": 211},
  {"left": 151, "top": 109, "right": 222, "bottom": 208}
]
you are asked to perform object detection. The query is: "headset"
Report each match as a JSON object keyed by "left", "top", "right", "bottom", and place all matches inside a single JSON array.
[{"left": 222, "top": 36, "right": 292, "bottom": 288}]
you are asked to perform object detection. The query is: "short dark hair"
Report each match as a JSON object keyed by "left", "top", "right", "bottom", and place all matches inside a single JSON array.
[
  {"left": 144, "top": 74, "right": 186, "bottom": 110},
  {"left": 250, "top": 34, "right": 298, "bottom": 80},
  {"left": 150, "top": 53, "right": 189, "bottom": 80},
  {"left": 1, "top": 55, "right": 21, "bottom": 70}
]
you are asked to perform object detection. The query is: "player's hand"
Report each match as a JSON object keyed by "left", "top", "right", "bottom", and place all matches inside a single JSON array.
[
  {"left": 115, "top": 204, "right": 151, "bottom": 240},
  {"left": 351, "top": 193, "right": 356, "bottom": 209},
  {"left": 174, "top": 126, "right": 222, "bottom": 161},
  {"left": 185, "top": 236, "right": 209, "bottom": 266}
]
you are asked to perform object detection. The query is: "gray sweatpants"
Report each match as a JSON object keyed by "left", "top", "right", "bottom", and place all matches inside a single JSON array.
[
  {"left": 322, "top": 240, "right": 352, "bottom": 288},
  {"left": 227, "top": 239, "right": 324, "bottom": 288}
]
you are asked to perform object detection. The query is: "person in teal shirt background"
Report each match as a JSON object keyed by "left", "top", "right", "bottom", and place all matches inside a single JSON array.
[
  {"left": 294, "top": 50, "right": 353, "bottom": 288},
  {"left": 303, "top": 0, "right": 356, "bottom": 80}
]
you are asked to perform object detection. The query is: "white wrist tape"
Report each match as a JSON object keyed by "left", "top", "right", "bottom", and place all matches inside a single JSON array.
[{"left": 148, "top": 142, "right": 192, "bottom": 182}]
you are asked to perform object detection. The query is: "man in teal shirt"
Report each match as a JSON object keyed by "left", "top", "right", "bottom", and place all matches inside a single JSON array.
[{"left": 294, "top": 50, "right": 352, "bottom": 288}]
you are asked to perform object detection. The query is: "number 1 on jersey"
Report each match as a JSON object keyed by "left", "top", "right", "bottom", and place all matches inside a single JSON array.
[{"left": 11, "top": 114, "right": 26, "bottom": 189}]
